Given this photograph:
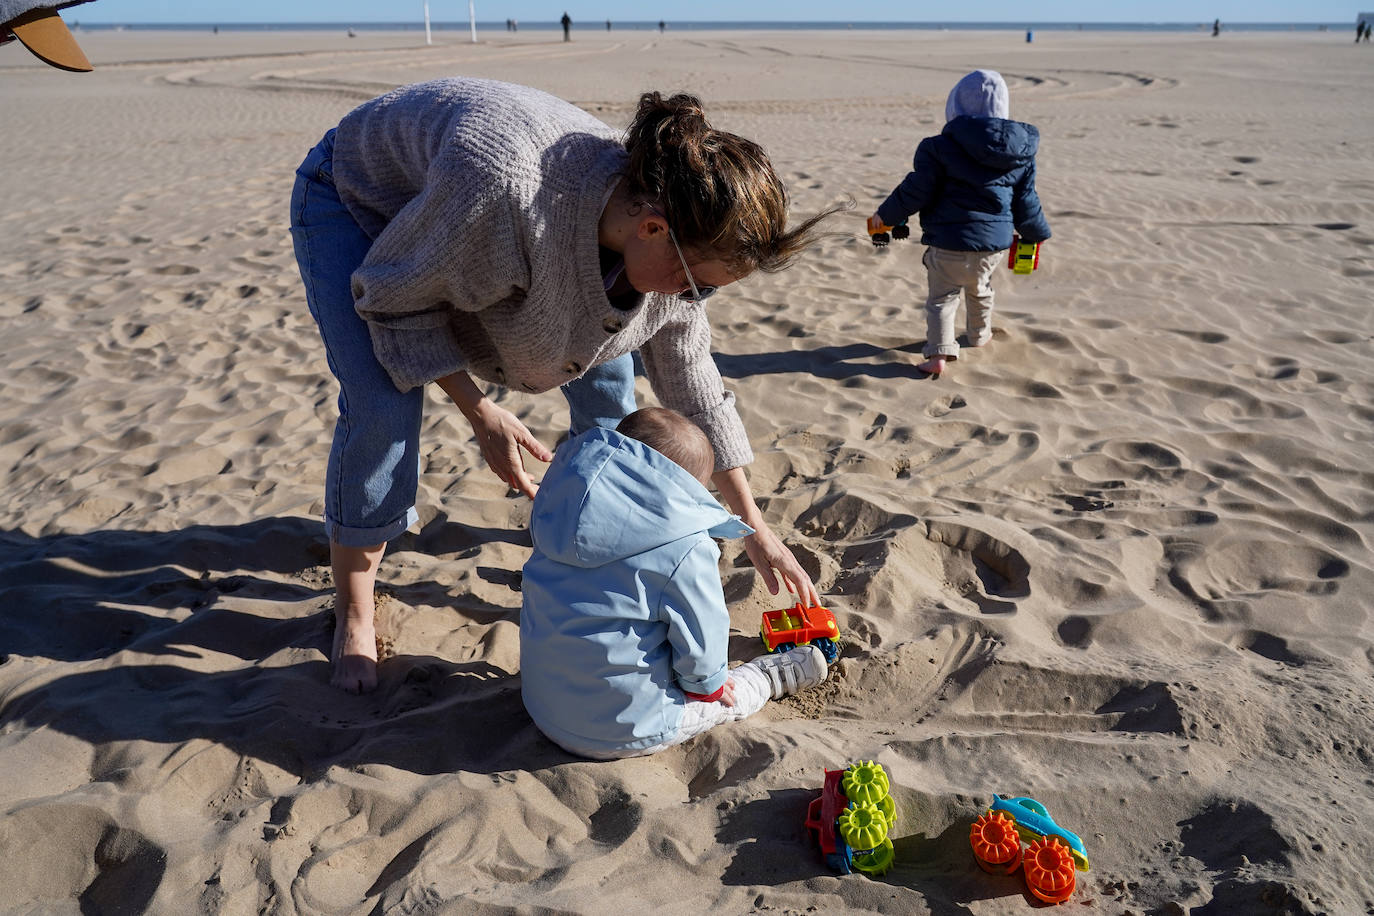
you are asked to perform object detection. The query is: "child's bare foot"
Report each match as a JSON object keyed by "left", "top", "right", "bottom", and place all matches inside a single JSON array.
[
  {"left": 917, "top": 355, "right": 947, "bottom": 376},
  {"left": 331, "top": 604, "right": 378, "bottom": 694}
]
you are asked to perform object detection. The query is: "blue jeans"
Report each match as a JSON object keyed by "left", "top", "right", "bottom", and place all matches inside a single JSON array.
[{"left": 289, "top": 130, "right": 636, "bottom": 547}]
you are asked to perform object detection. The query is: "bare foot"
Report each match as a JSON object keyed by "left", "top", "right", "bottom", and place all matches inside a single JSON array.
[
  {"left": 331, "top": 605, "right": 378, "bottom": 694},
  {"left": 917, "top": 355, "right": 947, "bottom": 376}
]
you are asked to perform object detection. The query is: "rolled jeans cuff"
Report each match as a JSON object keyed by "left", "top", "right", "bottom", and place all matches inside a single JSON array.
[{"left": 325, "top": 507, "right": 419, "bottom": 547}]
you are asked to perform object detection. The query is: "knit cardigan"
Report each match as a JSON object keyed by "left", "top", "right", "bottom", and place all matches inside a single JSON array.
[{"left": 330, "top": 77, "right": 752, "bottom": 471}]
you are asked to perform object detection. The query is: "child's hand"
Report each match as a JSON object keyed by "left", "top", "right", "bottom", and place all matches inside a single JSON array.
[
  {"left": 719, "top": 678, "right": 737, "bottom": 708},
  {"left": 866, "top": 213, "right": 892, "bottom": 247}
]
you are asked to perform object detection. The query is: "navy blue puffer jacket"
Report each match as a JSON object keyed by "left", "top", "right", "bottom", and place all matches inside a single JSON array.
[{"left": 875, "top": 116, "right": 1051, "bottom": 252}]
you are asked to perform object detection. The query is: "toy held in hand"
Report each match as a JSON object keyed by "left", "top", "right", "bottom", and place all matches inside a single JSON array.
[
  {"left": 867, "top": 214, "right": 908, "bottom": 248},
  {"left": 866, "top": 214, "right": 892, "bottom": 247},
  {"left": 1007, "top": 235, "right": 1041, "bottom": 274}
]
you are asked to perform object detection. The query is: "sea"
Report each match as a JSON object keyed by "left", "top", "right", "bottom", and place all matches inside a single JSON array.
[{"left": 71, "top": 20, "right": 1351, "bottom": 34}]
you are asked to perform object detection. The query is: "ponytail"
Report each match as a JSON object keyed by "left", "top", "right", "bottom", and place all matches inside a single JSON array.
[{"left": 622, "top": 91, "right": 845, "bottom": 274}]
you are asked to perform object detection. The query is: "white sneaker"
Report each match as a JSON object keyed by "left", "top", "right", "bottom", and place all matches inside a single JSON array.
[{"left": 747, "top": 645, "right": 828, "bottom": 699}]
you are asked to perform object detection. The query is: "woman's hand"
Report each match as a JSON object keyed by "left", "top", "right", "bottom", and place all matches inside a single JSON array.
[
  {"left": 466, "top": 398, "right": 552, "bottom": 498},
  {"left": 742, "top": 523, "right": 821, "bottom": 608},
  {"left": 712, "top": 466, "right": 821, "bottom": 608},
  {"left": 437, "top": 372, "right": 552, "bottom": 499}
]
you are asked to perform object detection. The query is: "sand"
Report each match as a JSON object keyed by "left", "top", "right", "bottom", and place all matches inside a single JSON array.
[{"left": 2, "top": 24, "right": 1372, "bottom": 915}]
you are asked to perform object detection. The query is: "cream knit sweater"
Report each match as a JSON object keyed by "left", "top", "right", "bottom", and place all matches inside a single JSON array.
[{"left": 330, "top": 78, "right": 752, "bottom": 471}]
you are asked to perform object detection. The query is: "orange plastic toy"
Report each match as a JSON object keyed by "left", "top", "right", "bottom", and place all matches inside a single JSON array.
[
  {"left": 1022, "top": 836, "right": 1077, "bottom": 904},
  {"left": 970, "top": 811, "right": 1022, "bottom": 875},
  {"left": 760, "top": 602, "right": 841, "bottom": 663},
  {"left": 969, "top": 796, "right": 1089, "bottom": 905}
]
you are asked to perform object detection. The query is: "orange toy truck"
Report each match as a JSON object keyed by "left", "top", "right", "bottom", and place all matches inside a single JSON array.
[{"left": 760, "top": 602, "right": 841, "bottom": 663}]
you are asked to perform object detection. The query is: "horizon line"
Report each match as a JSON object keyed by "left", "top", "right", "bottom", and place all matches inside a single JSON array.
[{"left": 70, "top": 18, "right": 1349, "bottom": 26}]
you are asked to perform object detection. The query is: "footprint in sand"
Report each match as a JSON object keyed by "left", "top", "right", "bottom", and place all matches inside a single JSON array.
[
  {"left": 1231, "top": 630, "right": 1306, "bottom": 667},
  {"left": 0, "top": 808, "right": 166, "bottom": 911},
  {"left": 1165, "top": 537, "right": 1350, "bottom": 626},
  {"left": 1166, "top": 328, "right": 1228, "bottom": 344},
  {"left": 925, "top": 394, "right": 967, "bottom": 418}
]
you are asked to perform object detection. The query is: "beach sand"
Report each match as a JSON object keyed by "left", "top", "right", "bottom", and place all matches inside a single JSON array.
[{"left": 2, "top": 25, "right": 1372, "bottom": 915}]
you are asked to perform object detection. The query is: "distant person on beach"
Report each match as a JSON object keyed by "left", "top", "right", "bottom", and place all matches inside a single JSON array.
[
  {"left": 290, "top": 78, "right": 838, "bottom": 692},
  {"left": 1, "top": 0, "right": 94, "bottom": 70},
  {"left": 520, "top": 407, "right": 828, "bottom": 759},
  {"left": 561, "top": 10, "right": 571, "bottom": 40},
  {"left": 658, "top": 19, "right": 665, "bottom": 32},
  {"left": 1212, "top": 19, "right": 1220, "bottom": 37},
  {"left": 867, "top": 69, "right": 1051, "bottom": 377}
]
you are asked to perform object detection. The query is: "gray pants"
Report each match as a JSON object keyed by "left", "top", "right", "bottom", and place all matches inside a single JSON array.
[{"left": 922, "top": 246, "right": 1003, "bottom": 358}]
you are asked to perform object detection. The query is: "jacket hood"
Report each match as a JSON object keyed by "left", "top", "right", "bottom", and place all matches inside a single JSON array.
[
  {"left": 943, "top": 116, "right": 1040, "bottom": 171},
  {"left": 946, "top": 69, "right": 1010, "bottom": 121},
  {"left": 530, "top": 427, "right": 752, "bottom": 568}
]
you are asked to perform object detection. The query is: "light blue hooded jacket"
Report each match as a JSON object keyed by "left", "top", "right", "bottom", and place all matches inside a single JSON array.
[{"left": 520, "top": 427, "right": 753, "bottom": 754}]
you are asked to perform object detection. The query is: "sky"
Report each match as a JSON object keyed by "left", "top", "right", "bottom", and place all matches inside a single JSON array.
[{"left": 72, "top": 0, "right": 1358, "bottom": 23}]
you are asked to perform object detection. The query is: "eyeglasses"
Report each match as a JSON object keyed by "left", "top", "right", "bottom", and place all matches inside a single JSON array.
[{"left": 660, "top": 218, "right": 718, "bottom": 303}]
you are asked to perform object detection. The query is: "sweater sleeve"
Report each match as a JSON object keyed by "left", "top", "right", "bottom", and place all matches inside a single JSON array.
[
  {"left": 1011, "top": 160, "right": 1052, "bottom": 243},
  {"left": 350, "top": 158, "right": 528, "bottom": 392},
  {"left": 638, "top": 305, "right": 754, "bottom": 471},
  {"left": 876, "top": 138, "right": 942, "bottom": 228},
  {"left": 660, "top": 538, "right": 731, "bottom": 698}
]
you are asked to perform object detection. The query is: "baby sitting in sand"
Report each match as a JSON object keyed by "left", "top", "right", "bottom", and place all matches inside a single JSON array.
[{"left": 520, "top": 407, "right": 828, "bottom": 759}]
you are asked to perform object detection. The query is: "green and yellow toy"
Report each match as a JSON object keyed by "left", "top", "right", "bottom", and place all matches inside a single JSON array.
[{"left": 805, "top": 760, "right": 897, "bottom": 876}]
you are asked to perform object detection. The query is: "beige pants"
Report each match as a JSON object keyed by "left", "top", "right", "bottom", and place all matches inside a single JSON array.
[{"left": 922, "top": 246, "right": 1003, "bottom": 358}]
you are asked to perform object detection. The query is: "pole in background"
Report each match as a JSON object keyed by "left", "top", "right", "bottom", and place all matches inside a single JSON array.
[
  {"left": 423, "top": 1, "right": 432, "bottom": 44},
  {"left": 469, "top": 0, "right": 477, "bottom": 42}
]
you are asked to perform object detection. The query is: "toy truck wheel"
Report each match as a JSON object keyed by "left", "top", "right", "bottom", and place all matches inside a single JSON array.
[
  {"left": 970, "top": 811, "right": 1022, "bottom": 875},
  {"left": 810, "top": 637, "right": 839, "bottom": 663},
  {"left": 1023, "top": 837, "right": 1076, "bottom": 904},
  {"left": 837, "top": 802, "right": 890, "bottom": 853},
  {"left": 852, "top": 838, "right": 895, "bottom": 876},
  {"left": 840, "top": 761, "right": 890, "bottom": 806},
  {"left": 772, "top": 641, "right": 796, "bottom": 655}
]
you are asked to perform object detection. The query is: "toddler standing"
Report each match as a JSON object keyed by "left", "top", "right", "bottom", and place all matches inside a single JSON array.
[{"left": 869, "top": 69, "right": 1052, "bottom": 376}]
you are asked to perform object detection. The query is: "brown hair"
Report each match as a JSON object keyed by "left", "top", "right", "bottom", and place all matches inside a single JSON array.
[
  {"left": 622, "top": 91, "right": 846, "bottom": 275},
  {"left": 616, "top": 407, "right": 714, "bottom": 484}
]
